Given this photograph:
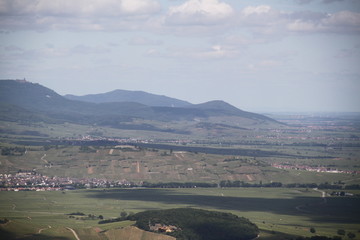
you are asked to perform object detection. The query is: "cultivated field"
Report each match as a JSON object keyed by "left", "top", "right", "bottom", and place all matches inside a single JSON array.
[
  {"left": 0, "top": 188, "right": 359, "bottom": 239},
  {"left": 1, "top": 144, "right": 359, "bottom": 185}
]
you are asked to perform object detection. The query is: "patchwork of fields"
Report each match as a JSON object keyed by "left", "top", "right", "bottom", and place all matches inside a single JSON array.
[
  {"left": 0, "top": 113, "right": 359, "bottom": 239},
  {"left": 0, "top": 188, "right": 359, "bottom": 239},
  {"left": 1, "top": 144, "right": 359, "bottom": 185}
]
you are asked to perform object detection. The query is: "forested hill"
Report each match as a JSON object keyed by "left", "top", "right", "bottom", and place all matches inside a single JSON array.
[
  {"left": 0, "top": 80, "right": 281, "bottom": 133},
  {"left": 129, "top": 208, "right": 259, "bottom": 240},
  {"left": 64, "top": 89, "right": 192, "bottom": 107}
]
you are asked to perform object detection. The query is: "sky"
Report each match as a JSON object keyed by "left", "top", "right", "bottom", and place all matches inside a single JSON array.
[{"left": 0, "top": 0, "right": 360, "bottom": 112}]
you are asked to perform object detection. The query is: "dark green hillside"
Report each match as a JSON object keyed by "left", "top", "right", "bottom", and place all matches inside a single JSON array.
[
  {"left": 0, "top": 80, "right": 280, "bottom": 133},
  {"left": 152, "top": 106, "right": 207, "bottom": 121},
  {"left": 0, "top": 102, "right": 58, "bottom": 123},
  {"left": 190, "top": 100, "right": 278, "bottom": 122},
  {"left": 0, "top": 80, "right": 157, "bottom": 123},
  {"left": 0, "top": 80, "right": 86, "bottom": 113},
  {"left": 65, "top": 89, "right": 192, "bottom": 107},
  {"left": 129, "top": 208, "right": 259, "bottom": 240}
]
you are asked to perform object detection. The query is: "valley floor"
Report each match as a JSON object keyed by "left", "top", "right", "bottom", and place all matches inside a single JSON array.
[{"left": 0, "top": 187, "right": 359, "bottom": 240}]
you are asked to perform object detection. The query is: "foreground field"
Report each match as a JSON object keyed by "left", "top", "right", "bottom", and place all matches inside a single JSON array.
[{"left": 0, "top": 188, "right": 359, "bottom": 240}]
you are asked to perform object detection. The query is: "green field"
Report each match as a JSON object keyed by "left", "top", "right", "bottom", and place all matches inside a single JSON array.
[{"left": 0, "top": 188, "right": 359, "bottom": 239}]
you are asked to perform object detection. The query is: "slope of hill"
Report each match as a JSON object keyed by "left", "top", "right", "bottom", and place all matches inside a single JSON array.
[
  {"left": 189, "top": 100, "right": 276, "bottom": 122},
  {"left": 0, "top": 80, "right": 156, "bottom": 122},
  {"left": 65, "top": 89, "right": 192, "bottom": 107},
  {"left": 0, "top": 80, "right": 281, "bottom": 136}
]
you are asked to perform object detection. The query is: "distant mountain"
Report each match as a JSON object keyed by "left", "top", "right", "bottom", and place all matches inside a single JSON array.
[
  {"left": 190, "top": 100, "right": 274, "bottom": 121},
  {"left": 0, "top": 80, "right": 280, "bottom": 133},
  {"left": 64, "top": 89, "right": 192, "bottom": 107},
  {"left": 0, "top": 80, "right": 154, "bottom": 122}
]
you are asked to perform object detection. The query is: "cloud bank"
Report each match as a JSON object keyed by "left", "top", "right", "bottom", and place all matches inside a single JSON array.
[{"left": 0, "top": 0, "right": 359, "bottom": 34}]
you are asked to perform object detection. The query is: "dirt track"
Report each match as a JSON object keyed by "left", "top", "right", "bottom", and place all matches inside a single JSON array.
[{"left": 66, "top": 227, "right": 81, "bottom": 240}]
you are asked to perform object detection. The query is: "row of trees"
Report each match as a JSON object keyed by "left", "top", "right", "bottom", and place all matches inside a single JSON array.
[
  {"left": 142, "top": 181, "right": 217, "bottom": 188},
  {"left": 138, "top": 181, "right": 360, "bottom": 190},
  {"left": 98, "top": 211, "right": 132, "bottom": 224},
  {"left": 219, "top": 180, "right": 360, "bottom": 190}
]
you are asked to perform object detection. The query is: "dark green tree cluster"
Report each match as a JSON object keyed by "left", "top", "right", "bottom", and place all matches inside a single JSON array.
[
  {"left": 79, "top": 145, "right": 96, "bottom": 153},
  {"left": 219, "top": 180, "right": 347, "bottom": 189},
  {"left": 142, "top": 181, "right": 217, "bottom": 188},
  {"left": 295, "top": 237, "right": 342, "bottom": 240},
  {"left": 1, "top": 146, "right": 26, "bottom": 156},
  {"left": 336, "top": 229, "right": 357, "bottom": 239},
  {"left": 66, "top": 212, "right": 85, "bottom": 216},
  {"left": 219, "top": 180, "right": 282, "bottom": 188},
  {"left": 0, "top": 218, "right": 9, "bottom": 224},
  {"left": 98, "top": 211, "right": 132, "bottom": 224},
  {"left": 128, "top": 208, "right": 259, "bottom": 240}
]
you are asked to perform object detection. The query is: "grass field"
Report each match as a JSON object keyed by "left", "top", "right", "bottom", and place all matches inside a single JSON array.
[{"left": 0, "top": 188, "right": 359, "bottom": 240}]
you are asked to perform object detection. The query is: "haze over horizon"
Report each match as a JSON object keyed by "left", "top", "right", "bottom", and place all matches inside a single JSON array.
[{"left": 1, "top": 0, "right": 360, "bottom": 112}]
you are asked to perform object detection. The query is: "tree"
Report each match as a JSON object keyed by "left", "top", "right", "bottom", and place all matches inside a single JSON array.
[
  {"left": 120, "top": 211, "right": 128, "bottom": 219},
  {"left": 98, "top": 215, "right": 104, "bottom": 220},
  {"left": 337, "top": 229, "right": 345, "bottom": 236},
  {"left": 347, "top": 232, "right": 356, "bottom": 239},
  {"left": 310, "top": 227, "right": 316, "bottom": 234}
]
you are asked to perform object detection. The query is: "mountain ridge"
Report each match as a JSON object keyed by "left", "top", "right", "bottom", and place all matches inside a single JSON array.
[
  {"left": 64, "top": 89, "right": 192, "bottom": 107},
  {"left": 0, "top": 80, "right": 281, "bottom": 134}
]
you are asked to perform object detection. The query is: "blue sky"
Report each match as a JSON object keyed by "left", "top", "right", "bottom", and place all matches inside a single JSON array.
[{"left": 1, "top": 0, "right": 359, "bottom": 112}]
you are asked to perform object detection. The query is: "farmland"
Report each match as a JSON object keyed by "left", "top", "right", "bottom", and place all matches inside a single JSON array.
[
  {"left": 0, "top": 188, "right": 360, "bottom": 239},
  {"left": 1, "top": 143, "right": 359, "bottom": 186},
  {"left": 0, "top": 112, "right": 360, "bottom": 239}
]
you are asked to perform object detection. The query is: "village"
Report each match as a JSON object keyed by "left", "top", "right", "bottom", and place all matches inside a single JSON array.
[
  {"left": 0, "top": 171, "right": 133, "bottom": 191},
  {"left": 272, "top": 163, "right": 360, "bottom": 174}
]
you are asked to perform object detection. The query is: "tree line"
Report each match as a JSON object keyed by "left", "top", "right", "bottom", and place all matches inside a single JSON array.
[{"left": 140, "top": 181, "right": 360, "bottom": 190}]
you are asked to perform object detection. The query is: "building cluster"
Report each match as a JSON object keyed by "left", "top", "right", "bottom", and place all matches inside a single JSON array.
[
  {"left": 272, "top": 163, "right": 359, "bottom": 174},
  {"left": 0, "top": 171, "right": 132, "bottom": 191},
  {"left": 149, "top": 224, "right": 178, "bottom": 233}
]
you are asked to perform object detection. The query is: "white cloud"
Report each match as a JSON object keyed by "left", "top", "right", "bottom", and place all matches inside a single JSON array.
[
  {"left": 0, "top": 0, "right": 161, "bottom": 31},
  {"left": 237, "top": 5, "right": 360, "bottom": 35},
  {"left": 237, "top": 5, "right": 288, "bottom": 35},
  {"left": 294, "top": 0, "right": 345, "bottom": 4},
  {"left": 242, "top": 5, "right": 272, "bottom": 16},
  {"left": 166, "top": 45, "right": 239, "bottom": 59},
  {"left": 287, "top": 10, "right": 360, "bottom": 33},
  {"left": 287, "top": 19, "right": 322, "bottom": 32},
  {"left": 120, "top": 0, "right": 161, "bottom": 15},
  {"left": 324, "top": 11, "right": 360, "bottom": 27},
  {"left": 1, "top": 0, "right": 359, "bottom": 36},
  {"left": 146, "top": 48, "right": 159, "bottom": 57},
  {"left": 0, "top": 0, "right": 161, "bottom": 16},
  {"left": 165, "top": 0, "right": 234, "bottom": 25}
]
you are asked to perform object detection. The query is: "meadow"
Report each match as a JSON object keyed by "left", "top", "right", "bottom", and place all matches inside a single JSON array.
[{"left": 0, "top": 187, "right": 359, "bottom": 240}]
